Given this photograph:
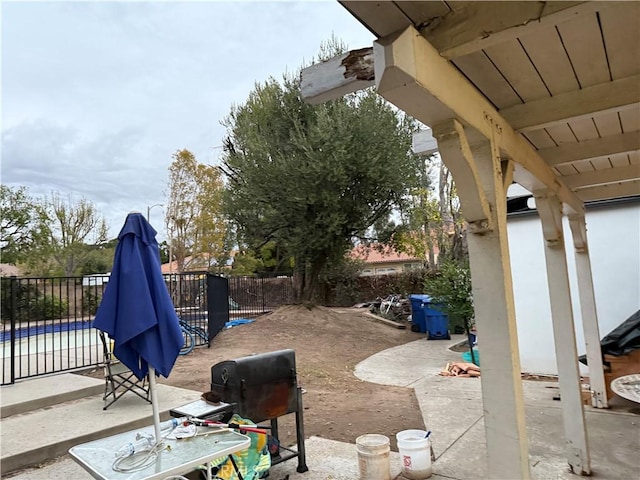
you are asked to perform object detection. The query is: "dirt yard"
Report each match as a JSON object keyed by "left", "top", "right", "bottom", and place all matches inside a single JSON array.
[{"left": 159, "top": 305, "right": 425, "bottom": 451}]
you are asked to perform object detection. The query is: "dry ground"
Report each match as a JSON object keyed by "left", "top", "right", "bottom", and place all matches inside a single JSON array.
[{"left": 158, "top": 305, "right": 425, "bottom": 451}]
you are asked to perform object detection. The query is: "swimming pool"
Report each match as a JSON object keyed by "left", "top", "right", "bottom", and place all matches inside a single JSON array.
[{"left": 0, "top": 320, "right": 94, "bottom": 343}]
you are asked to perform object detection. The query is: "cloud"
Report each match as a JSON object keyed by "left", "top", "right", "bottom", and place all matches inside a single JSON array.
[{"left": 1, "top": 1, "right": 374, "bottom": 237}]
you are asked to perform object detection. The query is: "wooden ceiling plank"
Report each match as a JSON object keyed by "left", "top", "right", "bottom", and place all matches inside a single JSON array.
[
  {"left": 394, "top": 1, "right": 451, "bottom": 25},
  {"left": 484, "top": 42, "right": 550, "bottom": 103},
  {"left": 610, "top": 152, "right": 631, "bottom": 168},
  {"left": 500, "top": 75, "right": 640, "bottom": 132},
  {"left": 557, "top": 13, "right": 610, "bottom": 87},
  {"left": 577, "top": 180, "right": 640, "bottom": 201},
  {"left": 339, "top": 1, "right": 411, "bottom": 37},
  {"left": 546, "top": 124, "right": 577, "bottom": 145},
  {"left": 374, "top": 25, "right": 584, "bottom": 213},
  {"left": 568, "top": 118, "right": 600, "bottom": 141},
  {"left": 421, "top": 1, "right": 610, "bottom": 59},
  {"left": 599, "top": 3, "right": 640, "bottom": 79},
  {"left": 519, "top": 26, "right": 580, "bottom": 96},
  {"left": 522, "top": 129, "right": 556, "bottom": 150},
  {"left": 593, "top": 111, "right": 623, "bottom": 137},
  {"left": 619, "top": 108, "right": 640, "bottom": 133},
  {"left": 629, "top": 151, "right": 640, "bottom": 165},
  {"left": 452, "top": 51, "right": 522, "bottom": 109},
  {"left": 538, "top": 131, "right": 640, "bottom": 166},
  {"left": 590, "top": 157, "right": 613, "bottom": 170},
  {"left": 562, "top": 164, "right": 639, "bottom": 188},
  {"left": 556, "top": 164, "right": 579, "bottom": 176},
  {"left": 571, "top": 159, "right": 596, "bottom": 174}
]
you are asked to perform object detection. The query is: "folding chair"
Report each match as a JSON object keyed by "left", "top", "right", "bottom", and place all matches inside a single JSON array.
[{"left": 98, "top": 331, "right": 151, "bottom": 410}]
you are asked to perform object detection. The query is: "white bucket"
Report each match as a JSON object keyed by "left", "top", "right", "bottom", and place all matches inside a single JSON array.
[
  {"left": 356, "top": 434, "right": 391, "bottom": 480},
  {"left": 396, "top": 429, "right": 432, "bottom": 479}
]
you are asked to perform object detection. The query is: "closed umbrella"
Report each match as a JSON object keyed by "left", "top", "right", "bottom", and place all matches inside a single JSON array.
[{"left": 93, "top": 212, "right": 183, "bottom": 443}]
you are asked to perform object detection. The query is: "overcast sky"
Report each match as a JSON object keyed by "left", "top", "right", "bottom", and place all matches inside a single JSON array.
[{"left": 1, "top": 1, "right": 374, "bottom": 239}]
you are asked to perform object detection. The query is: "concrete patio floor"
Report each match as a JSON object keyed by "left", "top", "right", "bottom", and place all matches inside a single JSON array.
[{"left": 3, "top": 335, "right": 639, "bottom": 479}]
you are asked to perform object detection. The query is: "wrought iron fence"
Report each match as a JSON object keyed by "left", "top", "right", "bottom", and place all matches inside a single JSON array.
[
  {"left": 228, "top": 275, "right": 295, "bottom": 319},
  {"left": 0, "top": 273, "right": 294, "bottom": 385}
]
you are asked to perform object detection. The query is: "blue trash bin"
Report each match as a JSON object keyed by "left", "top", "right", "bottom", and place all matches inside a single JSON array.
[
  {"left": 410, "top": 294, "right": 450, "bottom": 339},
  {"left": 409, "top": 294, "right": 430, "bottom": 333},
  {"left": 424, "top": 306, "right": 451, "bottom": 340}
]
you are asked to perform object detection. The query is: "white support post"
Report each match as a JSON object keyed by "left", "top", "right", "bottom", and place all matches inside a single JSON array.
[
  {"left": 435, "top": 123, "right": 531, "bottom": 480},
  {"left": 535, "top": 194, "right": 591, "bottom": 475},
  {"left": 568, "top": 214, "right": 609, "bottom": 409}
]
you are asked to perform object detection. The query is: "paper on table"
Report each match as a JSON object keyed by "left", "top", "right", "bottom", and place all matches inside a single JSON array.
[{"left": 171, "top": 400, "right": 231, "bottom": 418}]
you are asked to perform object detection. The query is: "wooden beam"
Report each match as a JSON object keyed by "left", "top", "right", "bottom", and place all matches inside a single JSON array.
[
  {"left": 432, "top": 119, "right": 493, "bottom": 231},
  {"left": 502, "top": 159, "right": 515, "bottom": 191},
  {"left": 535, "top": 194, "right": 591, "bottom": 475},
  {"left": 462, "top": 140, "right": 532, "bottom": 480},
  {"left": 538, "top": 131, "right": 640, "bottom": 166},
  {"left": 500, "top": 75, "right": 640, "bottom": 132},
  {"left": 535, "top": 192, "right": 564, "bottom": 246},
  {"left": 568, "top": 214, "right": 609, "bottom": 409},
  {"left": 374, "top": 26, "right": 584, "bottom": 214},
  {"left": 423, "top": 1, "right": 608, "bottom": 59},
  {"left": 300, "top": 47, "right": 374, "bottom": 105},
  {"left": 576, "top": 180, "right": 640, "bottom": 202},
  {"left": 412, "top": 128, "right": 438, "bottom": 155},
  {"left": 561, "top": 164, "right": 640, "bottom": 189}
]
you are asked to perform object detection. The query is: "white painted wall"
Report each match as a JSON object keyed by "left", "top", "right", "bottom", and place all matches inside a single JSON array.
[{"left": 507, "top": 201, "right": 640, "bottom": 375}]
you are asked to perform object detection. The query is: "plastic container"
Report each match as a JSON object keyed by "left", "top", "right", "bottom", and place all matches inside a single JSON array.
[
  {"left": 409, "top": 295, "right": 450, "bottom": 339},
  {"left": 409, "top": 294, "right": 431, "bottom": 333},
  {"left": 462, "top": 348, "right": 480, "bottom": 366},
  {"left": 425, "top": 310, "right": 450, "bottom": 340},
  {"left": 115, "top": 433, "right": 154, "bottom": 458},
  {"left": 356, "top": 434, "right": 391, "bottom": 480},
  {"left": 396, "top": 429, "right": 432, "bottom": 479}
]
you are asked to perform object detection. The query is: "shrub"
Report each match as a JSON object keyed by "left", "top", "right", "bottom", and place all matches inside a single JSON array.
[
  {"left": 1, "top": 279, "right": 68, "bottom": 322},
  {"left": 82, "top": 289, "right": 102, "bottom": 316}
]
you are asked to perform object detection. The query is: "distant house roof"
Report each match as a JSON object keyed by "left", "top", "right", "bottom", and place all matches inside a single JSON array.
[
  {"left": 350, "top": 244, "right": 422, "bottom": 265},
  {"left": 160, "top": 252, "right": 236, "bottom": 274},
  {"left": 160, "top": 256, "right": 206, "bottom": 274},
  {"left": 0, "top": 264, "right": 22, "bottom": 277}
]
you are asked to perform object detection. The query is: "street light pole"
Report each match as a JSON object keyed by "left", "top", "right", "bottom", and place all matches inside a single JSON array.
[{"left": 147, "top": 203, "right": 163, "bottom": 222}]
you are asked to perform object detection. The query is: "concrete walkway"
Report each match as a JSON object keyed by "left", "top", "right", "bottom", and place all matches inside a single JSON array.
[
  {"left": 3, "top": 335, "right": 639, "bottom": 479},
  {"left": 356, "top": 335, "right": 640, "bottom": 479}
]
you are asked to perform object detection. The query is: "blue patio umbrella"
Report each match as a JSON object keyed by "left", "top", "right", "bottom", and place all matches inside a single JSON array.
[{"left": 93, "top": 212, "right": 183, "bottom": 442}]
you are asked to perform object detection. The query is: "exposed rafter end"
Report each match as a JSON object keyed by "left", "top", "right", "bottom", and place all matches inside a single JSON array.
[{"left": 300, "top": 47, "right": 374, "bottom": 104}]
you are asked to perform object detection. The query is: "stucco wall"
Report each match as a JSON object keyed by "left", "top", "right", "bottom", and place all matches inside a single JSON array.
[{"left": 507, "top": 201, "right": 640, "bottom": 375}]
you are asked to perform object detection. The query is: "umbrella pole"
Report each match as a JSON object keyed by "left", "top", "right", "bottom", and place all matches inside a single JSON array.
[{"left": 149, "top": 366, "right": 162, "bottom": 444}]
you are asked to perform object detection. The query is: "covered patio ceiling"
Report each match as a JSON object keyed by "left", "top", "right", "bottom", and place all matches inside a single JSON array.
[
  {"left": 340, "top": 0, "right": 640, "bottom": 203},
  {"left": 327, "top": 2, "right": 640, "bottom": 478}
]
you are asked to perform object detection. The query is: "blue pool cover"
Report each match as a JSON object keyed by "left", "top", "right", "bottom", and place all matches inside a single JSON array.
[
  {"left": 1, "top": 318, "right": 255, "bottom": 342},
  {"left": 0, "top": 320, "right": 94, "bottom": 343}
]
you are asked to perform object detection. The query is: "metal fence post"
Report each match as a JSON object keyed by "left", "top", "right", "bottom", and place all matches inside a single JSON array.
[{"left": 10, "top": 276, "right": 17, "bottom": 384}]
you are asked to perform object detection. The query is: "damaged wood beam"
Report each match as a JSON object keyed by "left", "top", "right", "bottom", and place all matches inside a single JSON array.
[{"left": 300, "top": 47, "right": 374, "bottom": 104}]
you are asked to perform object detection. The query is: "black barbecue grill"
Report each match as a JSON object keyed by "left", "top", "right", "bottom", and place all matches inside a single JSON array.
[{"left": 210, "top": 349, "right": 308, "bottom": 473}]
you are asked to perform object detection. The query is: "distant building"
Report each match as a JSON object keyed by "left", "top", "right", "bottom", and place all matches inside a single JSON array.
[
  {"left": 0, "top": 264, "right": 22, "bottom": 277},
  {"left": 350, "top": 245, "right": 423, "bottom": 276},
  {"left": 82, "top": 273, "right": 110, "bottom": 286}
]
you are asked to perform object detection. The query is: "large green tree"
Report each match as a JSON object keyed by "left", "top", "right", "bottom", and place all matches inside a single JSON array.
[
  {"left": 0, "top": 185, "right": 50, "bottom": 264},
  {"left": 165, "top": 149, "right": 230, "bottom": 273},
  {"left": 221, "top": 76, "right": 419, "bottom": 301}
]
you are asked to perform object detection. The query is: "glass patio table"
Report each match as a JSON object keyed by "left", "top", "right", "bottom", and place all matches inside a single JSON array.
[{"left": 69, "top": 424, "right": 250, "bottom": 480}]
